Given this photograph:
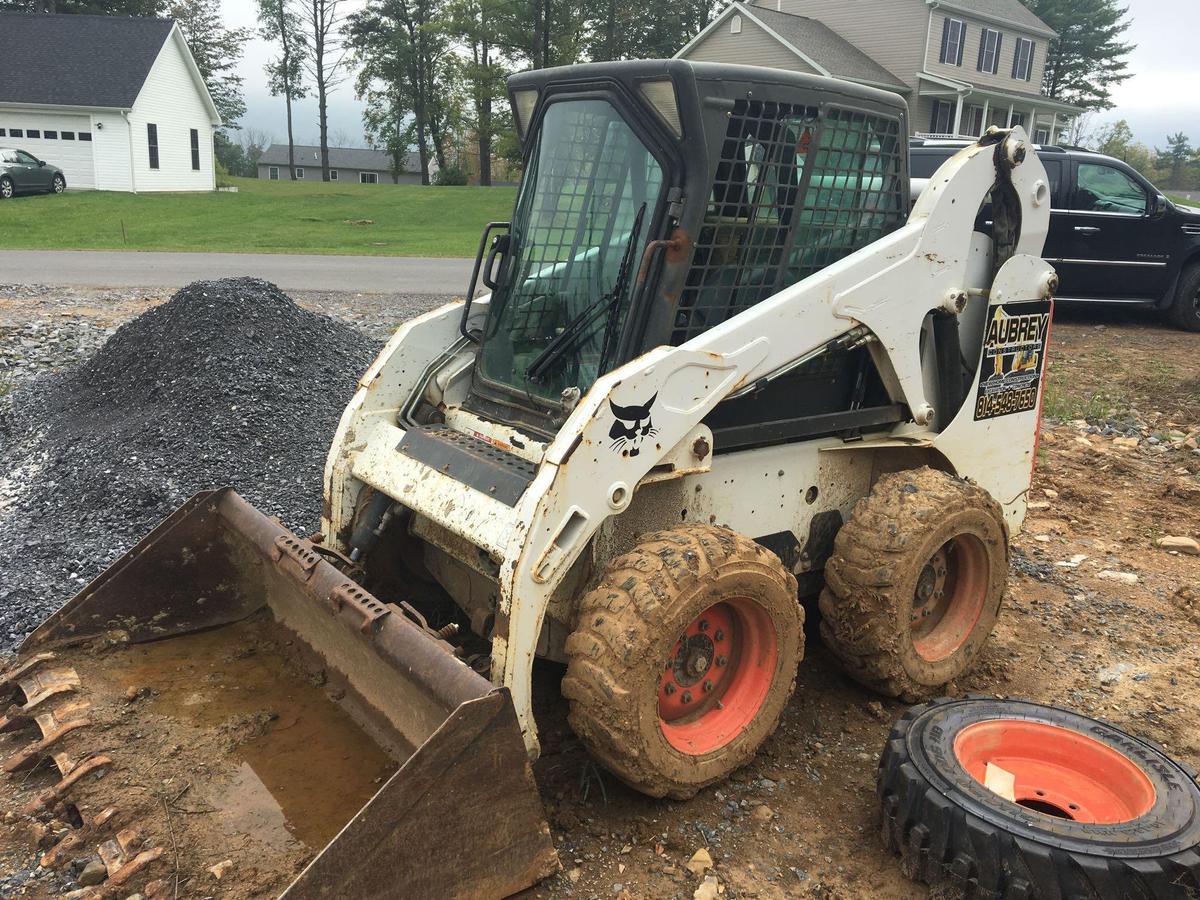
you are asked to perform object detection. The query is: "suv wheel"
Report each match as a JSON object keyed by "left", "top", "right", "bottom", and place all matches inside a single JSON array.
[{"left": 1168, "top": 263, "right": 1200, "bottom": 332}]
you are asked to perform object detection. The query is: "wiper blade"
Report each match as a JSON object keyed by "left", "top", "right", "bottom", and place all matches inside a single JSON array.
[{"left": 525, "top": 204, "right": 647, "bottom": 385}]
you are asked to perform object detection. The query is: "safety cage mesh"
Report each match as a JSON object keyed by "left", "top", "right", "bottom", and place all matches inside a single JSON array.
[{"left": 670, "top": 102, "right": 905, "bottom": 345}]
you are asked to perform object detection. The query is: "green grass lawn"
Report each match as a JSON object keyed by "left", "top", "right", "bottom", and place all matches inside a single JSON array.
[
  {"left": 1169, "top": 194, "right": 1198, "bottom": 208},
  {"left": 0, "top": 176, "right": 517, "bottom": 257}
]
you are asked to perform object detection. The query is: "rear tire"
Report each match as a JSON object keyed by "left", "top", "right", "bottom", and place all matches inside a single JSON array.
[
  {"left": 880, "top": 697, "right": 1200, "bottom": 899},
  {"left": 563, "top": 525, "right": 803, "bottom": 799},
  {"left": 50, "top": 174, "right": 65, "bottom": 194},
  {"left": 819, "top": 467, "right": 1008, "bottom": 701},
  {"left": 0, "top": 177, "right": 12, "bottom": 199},
  {"left": 1168, "top": 263, "right": 1200, "bottom": 332}
]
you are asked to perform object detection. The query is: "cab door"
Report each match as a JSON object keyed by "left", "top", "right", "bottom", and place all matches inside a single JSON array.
[{"left": 1056, "top": 160, "right": 1173, "bottom": 301}]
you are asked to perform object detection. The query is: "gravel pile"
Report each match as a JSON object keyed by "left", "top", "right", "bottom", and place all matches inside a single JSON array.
[{"left": 0, "top": 278, "right": 379, "bottom": 649}]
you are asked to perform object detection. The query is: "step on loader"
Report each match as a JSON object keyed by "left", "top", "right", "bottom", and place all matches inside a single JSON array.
[{"left": 1, "top": 60, "right": 1055, "bottom": 898}]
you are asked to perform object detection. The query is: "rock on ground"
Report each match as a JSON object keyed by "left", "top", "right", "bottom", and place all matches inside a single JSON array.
[{"left": 0, "top": 278, "right": 379, "bottom": 650}]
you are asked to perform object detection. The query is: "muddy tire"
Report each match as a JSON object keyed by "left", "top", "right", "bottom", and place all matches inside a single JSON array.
[
  {"left": 1168, "top": 263, "right": 1200, "bottom": 332},
  {"left": 563, "top": 525, "right": 804, "bottom": 799},
  {"left": 879, "top": 697, "right": 1200, "bottom": 899},
  {"left": 818, "top": 467, "right": 1007, "bottom": 701}
]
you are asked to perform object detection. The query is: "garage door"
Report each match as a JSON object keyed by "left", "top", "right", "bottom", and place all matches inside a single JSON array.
[{"left": 0, "top": 112, "right": 95, "bottom": 190}]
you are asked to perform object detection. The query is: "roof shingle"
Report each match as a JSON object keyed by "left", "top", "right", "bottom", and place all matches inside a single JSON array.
[
  {"left": 742, "top": 7, "right": 911, "bottom": 92},
  {"left": 0, "top": 13, "right": 174, "bottom": 109},
  {"left": 259, "top": 144, "right": 421, "bottom": 172},
  {"left": 933, "top": 0, "right": 1056, "bottom": 37}
]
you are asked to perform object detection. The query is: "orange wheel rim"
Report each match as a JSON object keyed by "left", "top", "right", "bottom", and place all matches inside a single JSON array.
[
  {"left": 911, "top": 534, "right": 988, "bottom": 661},
  {"left": 954, "top": 719, "right": 1157, "bottom": 824},
  {"left": 658, "top": 599, "right": 777, "bottom": 755}
]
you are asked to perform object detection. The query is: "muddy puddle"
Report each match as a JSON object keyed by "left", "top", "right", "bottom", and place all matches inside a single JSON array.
[{"left": 76, "top": 616, "right": 397, "bottom": 854}]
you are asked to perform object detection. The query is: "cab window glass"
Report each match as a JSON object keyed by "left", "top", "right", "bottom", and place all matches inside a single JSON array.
[{"left": 1072, "top": 163, "right": 1146, "bottom": 215}]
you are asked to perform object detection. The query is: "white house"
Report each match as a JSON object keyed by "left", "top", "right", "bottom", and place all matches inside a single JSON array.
[{"left": 0, "top": 12, "right": 221, "bottom": 192}]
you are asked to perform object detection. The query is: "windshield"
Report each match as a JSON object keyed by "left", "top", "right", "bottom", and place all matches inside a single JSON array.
[{"left": 478, "top": 99, "right": 664, "bottom": 403}]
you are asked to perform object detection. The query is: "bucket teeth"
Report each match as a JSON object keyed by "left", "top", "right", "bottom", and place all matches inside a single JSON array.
[
  {"left": 0, "top": 652, "right": 57, "bottom": 693},
  {"left": 22, "top": 753, "right": 113, "bottom": 816},
  {"left": 3, "top": 702, "right": 92, "bottom": 772},
  {"left": 0, "top": 668, "right": 83, "bottom": 732}
]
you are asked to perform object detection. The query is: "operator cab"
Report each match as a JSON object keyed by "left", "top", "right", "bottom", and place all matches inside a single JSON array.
[{"left": 461, "top": 60, "right": 911, "bottom": 447}]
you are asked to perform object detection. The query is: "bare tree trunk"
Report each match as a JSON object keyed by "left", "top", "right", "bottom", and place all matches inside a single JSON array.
[
  {"left": 477, "top": 37, "right": 492, "bottom": 187},
  {"left": 276, "top": 0, "right": 298, "bottom": 180}
]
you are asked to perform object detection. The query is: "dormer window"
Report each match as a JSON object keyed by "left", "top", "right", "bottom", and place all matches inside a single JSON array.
[
  {"left": 1013, "top": 37, "right": 1035, "bottom": 81},
  {"left": 978, "top": 28, "right": 1002, "bottom": 74},
  {"left": 939, "top": 17, "right": 966, "bottom": 66}
]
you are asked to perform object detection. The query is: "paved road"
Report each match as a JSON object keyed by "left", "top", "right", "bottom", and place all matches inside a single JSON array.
[{"left": 0, "top": 250, "right": 474, "bottom": 294}]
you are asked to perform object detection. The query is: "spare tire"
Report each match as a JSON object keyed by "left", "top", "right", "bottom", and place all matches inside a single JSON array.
[{"left": 879, "top": 697, "right": 1200, "bottom": 899}]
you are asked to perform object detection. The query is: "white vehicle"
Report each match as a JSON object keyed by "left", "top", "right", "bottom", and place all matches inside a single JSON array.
[{"left": 5, "top": 60, "right": 1055, "bottom": 898}]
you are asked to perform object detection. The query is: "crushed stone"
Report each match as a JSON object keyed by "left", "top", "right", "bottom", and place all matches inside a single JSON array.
[{"left": 0, "top": 278, "right": 379, "bottom": 650}]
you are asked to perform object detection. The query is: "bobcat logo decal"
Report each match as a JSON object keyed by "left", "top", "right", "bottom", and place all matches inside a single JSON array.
[{"left": 608, "top": 393, "right": 658, "bottom": 457}]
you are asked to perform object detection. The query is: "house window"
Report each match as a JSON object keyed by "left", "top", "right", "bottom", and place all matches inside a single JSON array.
[
  {"left": 61, "top": 131, "right": 75, "bottom": 140},
  {"left": 10, "top": 129, "right": 22, "bottom": 138},
  {"left": 190, "top": 128, "right": 200, "bottom": 170},
  {"left": 295, "top": 167, "right": 305, "bottom": 178},
  {"left": 43, "top": 130, "right": 57, "bottom": 140},
  {"left": 1013, "top": 37, "right": 1035, "bottom": 81},
  {"left": 977, "top": 28, "right": 1002, "bottom": 74},
  {"left": 26, "top": 129, "right": 40, "bottom": 138},
  {"left": 78, "top": 132, "right": 92, "bottom": 141},
  {"left": 1009, "top": 111, "right": 1026, "bottom": 128},
  {"left": 939, "top": 17, "right": 966, "bottom": 66},
  {"left": 147, "top": 123, "right": 159, "bottom": 169},
  {"left": 731, "top": 14, "right": 742, "bottom": 34},
  {"left": 360, "top": 172, "right": 378, "bottom": 184},
  {"left": 963, "top": 105, "right": 985, "bottom": 137},
  {"left": 268, "top": 166, "right": 280, "bottom": 180},
  {"left": 329, "top": 169, "right": 339, "bottom": 181},
  {"left": 929, "top": 99, "right": 955, "bottom": 135},
  {"left": 1034, "top": 127, "right": 1050, "bottom": 144}
]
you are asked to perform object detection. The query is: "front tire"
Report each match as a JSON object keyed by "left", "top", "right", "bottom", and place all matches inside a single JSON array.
[
  {"left": 880, "top": 698, "right": 1200, "bottom": 898},
  {"left": 563, "top": 525, "right": 804, "bottom": 799},
  {"left": 819, "top": 466, "right": 1008, "bottom": 701},
  {"left": 50, "top": 174, "right": 65, "bottom": 194},
  {"left": 1168, "top": 263, "right": 1200, "bottom": 332},
  {"left": 0, "top": 177, "right": 12, "bottom": 199}
]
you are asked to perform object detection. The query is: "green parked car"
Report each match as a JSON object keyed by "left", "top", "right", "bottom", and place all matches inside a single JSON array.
[{"left": 0, "top": 147, "right": 67, "bottom": 198}]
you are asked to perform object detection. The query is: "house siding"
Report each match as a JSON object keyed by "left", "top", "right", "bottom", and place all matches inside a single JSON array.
[
  {"left": 126, "top": 27, "right": 215, "bottom": 192},
  {"left": 758, "top": 0, "right": 926, "bottom": 92},
  {"left": 89, "top": 111, "right": 134, "bottom": 192},
  {"left": 686, "top": 15, "right": 821, "bottom": 73},
  {"left": 924, "top": 11, "right": 1047, "bottom": 93},
  {"left": 255, "top": 164, "right": 423, "bottom": 185}
]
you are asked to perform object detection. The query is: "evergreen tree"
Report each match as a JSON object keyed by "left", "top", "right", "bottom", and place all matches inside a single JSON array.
[
  {"left": 1022, "top": 0, "right": 1134, "bottom": 110},
  {"left": 1156, "top": 132, "right": 1195, "bottom": 191}
]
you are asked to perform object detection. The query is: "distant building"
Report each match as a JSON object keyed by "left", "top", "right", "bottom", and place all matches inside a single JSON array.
[
  {"left": 677, "top": 0, "right": 1081, "bottom": 143},
  {"left": 0, "top": 12, "right": 221, "bottom": 192},
  {"left": 257, "top": 145, "right": 426, "bottom": 184}
]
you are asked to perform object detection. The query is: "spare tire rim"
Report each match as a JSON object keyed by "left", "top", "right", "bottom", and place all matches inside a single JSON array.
[
  {"left": 954, "top": 719, "right": 1157, "bottom": 824},
  {"left": 658, "top": 598, "right": 777, "bottom": 755},
  {"left": 911, "top": 534, "right": 988, "bottom": 662}
]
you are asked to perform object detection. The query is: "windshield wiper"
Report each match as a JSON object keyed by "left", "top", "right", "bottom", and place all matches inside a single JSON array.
[{"left": 525, "top": 204, "right": 647, "bottom": 385}]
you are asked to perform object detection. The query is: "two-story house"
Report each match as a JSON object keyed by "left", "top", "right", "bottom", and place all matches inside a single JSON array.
[{"left": 677, "top": 0, "right": 1081, "bottom": 144}]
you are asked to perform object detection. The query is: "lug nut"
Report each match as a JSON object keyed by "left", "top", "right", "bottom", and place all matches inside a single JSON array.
[
  {"left": 698, "top": 619, "right": 709, "bottom": 632},
  {"left": 713, "top": 629, "right": 724, "bottom": 641},
  {"left": 664, "top": 683, "right": 676, "bottom": 695},
  {"left": 703, "top": 679, "right": 714, "bottom": 693},
  {"left": 681, "top": 691, "right": 692, "bottom": 704},
  {"left": 716, "top": 655, "right": 728, "bottom": 667}
]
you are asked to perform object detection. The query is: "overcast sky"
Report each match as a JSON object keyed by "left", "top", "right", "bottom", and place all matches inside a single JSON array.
[{"left": 223, "top": 0, "right": 1199, "bottom": 150}]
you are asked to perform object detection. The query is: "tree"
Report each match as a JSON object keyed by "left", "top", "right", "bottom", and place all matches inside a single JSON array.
[
  {"left": 257, "top": 0, "right": 307, "bottom": 181},
  {"left": 347, "top": 0, "right": 456, "bottom": 185},
  {"left": 171, "top": 0, "right": 253, "bottom": 129},
  {"left": 1021, "top": 0, "right": 1134, "bottom": 111},
  {"left": 445, "top": 0, "right": 508, "bottom": 184},
  {"left": 238, "top": 127, "right": 272, "bottom": 174},
  {"left": 299, "top": 0, "right": 351, "bottom": 181},
  {"left": 1156, "top": 132, "right": 1195, "bottom": 191},
  {"left": 1089, "top": 118, "right": 1153, "bottom": 177},
  {"left": 586, "top": 0, "right": 717, "bottom": 62}
]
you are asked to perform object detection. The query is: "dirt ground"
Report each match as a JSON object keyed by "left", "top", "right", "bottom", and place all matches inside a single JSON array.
[{"left": 1, "top": 293, "right": 1198, "bottom": 899}]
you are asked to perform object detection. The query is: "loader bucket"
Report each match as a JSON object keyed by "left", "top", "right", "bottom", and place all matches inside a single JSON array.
[{"left": 5, "top": 488, "right": 558, "bottom": 899}]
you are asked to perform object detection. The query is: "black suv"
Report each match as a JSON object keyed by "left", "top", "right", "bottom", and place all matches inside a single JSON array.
[{"left": 911, "top": 139, "right": 1200, "bottom": 331}]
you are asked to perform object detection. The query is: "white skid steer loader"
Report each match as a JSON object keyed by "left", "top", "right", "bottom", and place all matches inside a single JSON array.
[{"left": 3, "top": 60, "right": 1055, "bottom": 898}]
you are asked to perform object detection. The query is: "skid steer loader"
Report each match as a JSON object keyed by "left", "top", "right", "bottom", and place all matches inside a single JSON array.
[{"left": 1, "top": 60, "right": 1056, "bottom": 898}]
